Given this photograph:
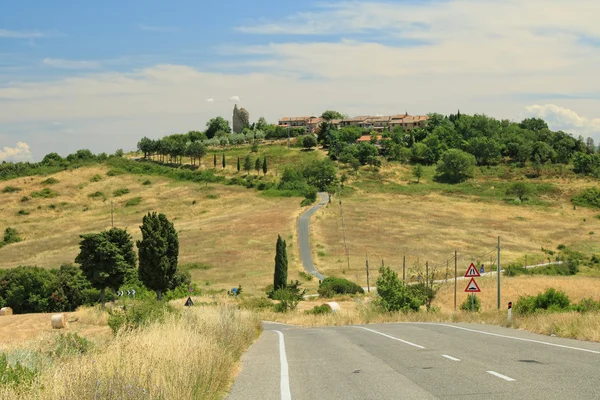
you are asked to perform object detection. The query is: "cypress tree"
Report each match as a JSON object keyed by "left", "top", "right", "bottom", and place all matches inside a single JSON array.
[
  {"left": 273, "top": 234, "right": 288, "bottom": 291},
  {"left": 237, "top": 156, "right": 240, "bottom": 172},
  {"left": 222, "top": 153, "right": 226, "bottom": 169},
  {"left": 243, "top": 155, "right": 252, "bottom": 174},
  {"left": 213, "top": 153, "right": 217, "bottom": 169},
  {"left": 255, "top": 157, "right": 261, "bottom": 175},
  {"left": 262, "top": 156, "right": 267, "bottom": 175}
]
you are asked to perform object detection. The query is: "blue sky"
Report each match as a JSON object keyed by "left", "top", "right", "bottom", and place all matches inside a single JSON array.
[{"left": 1, "top": 0, "right": 600, "bottom": 161}]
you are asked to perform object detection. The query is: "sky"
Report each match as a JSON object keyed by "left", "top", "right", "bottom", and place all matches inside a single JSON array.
[{"left": 1, "top": 0, "right": 600, "bottom": 161}]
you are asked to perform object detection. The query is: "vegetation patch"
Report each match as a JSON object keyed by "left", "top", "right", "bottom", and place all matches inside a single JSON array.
[
  {"left": 30, "top": 188, "right": 59, "bottom": 199},
  {"left": 16, "top": 209, "right": 30, "bottom": 216},
  {"left": 318, "top": 277, "right": 364, "bottom": 298},
  {"left": 2, "top": 186, "right": 21, "bottom": 193},
  {"left": 113, "top": 188, "right": 130, "bottom": 197},
  {"left": 87, "top": 191, "right": 105, "bottom": 200},
  {"left": 89, "top": 174, "right": 102, "bottom": 182},
  {"left": 572, "top": 187, "right": 600, "bottom": 209},
  {"left": 40, "top": 177, "right": 60, "bottom": 185},
  {"left": 125, "top": 196, "right": 142, "bottom": 207}
]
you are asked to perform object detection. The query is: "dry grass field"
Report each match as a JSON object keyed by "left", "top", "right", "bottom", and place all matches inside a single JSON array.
[
  {"left": 0, "top": 166, "right": 309, "bottom": 295},
  {"left": 311, "top": 164, "right": 600, "bottom": 286}
]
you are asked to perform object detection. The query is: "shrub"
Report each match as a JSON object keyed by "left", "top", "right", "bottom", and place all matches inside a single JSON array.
[
  {"left": 514, "top": 288, "right": 571, "bottom": 315},
  {"left": 460, "top": 294, "right": 481, "bottom": 312},
  {"left": 20, "top": 196, "right": 30, "bottom": 202},
  {"left": 300, "top": 197, "right": 314, "bottom": 207},
  {"left": 49, "top": 332, "right": 92, "bottom": 357},
  {"left": 299, "top": 271, "right": 313, "bottom": 281},
  {"left": 505, "top": 182, "right": 532, "bottom": 202},
  {"left": 89, "top": 174, "right": 102, "bottom": 182},
  {"left": 375, "top": 266, "right": 422, "bottom": 312},
  {"left": 31, "top": 188, "right": 59, "bottom": 199},
  {"left": 206, "top": 194, "right": 219, "bottom": 199},
  {"left": 125, "top": 197, "right": 142, "bottom": 207},
  {"left": 305, "top": 304, "right": 332, "bottom": 315},
  {"left": 513, "top": 295, "right": 536, "bottom": 315},
  {"left": 40, "top": 177, "right": 60, "bottom": 185},
  {"left": 271, "top": 281, "right": 306, "bottom": 312},
  {"left": 88, "top": 191, "right": 105, "bottom": 200},
  {"left": 0, "top": 353, "right": 37, "bottom": 388},
  {"left": 239, "top": 297, "right": 273, "bottom": 311},
  {"left": 3, "top": 227, "right": 22, "bottom": 244},
  {"left": 16, "top": 209, "right": 30, "bottom": 216},
  {"left": 113, "top": 188, "right": 130, "bottom": 197},
  {"left": 571, "top": 187, "right": 600, "bottom": 209},
  {"left": 107, "top": 300, "right": 176, "bottom": 334},
  {"left": 435, "top": 149, "right": 476, "bottom": 183},
  {"left": 504, "top": 263, "right": 527, "bottom": 277},
  {"left": 142, "top": 179, "right": 152, "bottom": 185},
  {"left": 106, "top": 169, "right": 125, "bottom": 177},
  {"left": 573, "top": 297, "right": 600, "bottom": 313},
  {"left": 318, "top": 277, "right": 364, "bottom": 298},
  {"left": 2, "top": 186, "right": 21, "bottom": 193}
]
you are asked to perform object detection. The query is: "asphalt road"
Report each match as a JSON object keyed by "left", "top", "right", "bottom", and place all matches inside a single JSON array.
[
  {"left": 228, "top": 322, "right": 600, "bottom": 400},
  {"left": 297, "top": 192, "right": 328, "bottom": 281}
]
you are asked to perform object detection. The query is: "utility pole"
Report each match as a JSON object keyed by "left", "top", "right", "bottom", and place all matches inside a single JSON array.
[
  {"left": 365, "top": 253, "right": 370, "bottom": 293},
  {"left": 425, "top": 261, "right": 429, "bottom": 311},
  {"left": 497, "top": 236, "right": 501, "bottom": 310},
  {"left": 111, "top": 199, "right": 114, "bottom": 228},
  {"left": 402, "top": 255, "right": 406, "bottom": 282},
  {"left": 454, "top": 250, "right": 457, "bottom": 311},
  {"left": 336, "top": 164, "right": 350, "bottom": 271},
  {"left": 446, "top": 259, "right": 449, "bottom": 283}
]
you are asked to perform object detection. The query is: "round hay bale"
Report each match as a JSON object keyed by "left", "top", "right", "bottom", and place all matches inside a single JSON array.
[
  {"left": 51, "top": 313, "right": 68, "bottom": 329},
  {"left": 323, "top": 302, "right": 341, "bottom": 313},
  {"left": 0, "top": 307, "right": 13, "bottom": 316}
]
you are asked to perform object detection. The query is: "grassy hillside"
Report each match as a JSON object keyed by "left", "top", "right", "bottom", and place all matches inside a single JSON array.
[
  {"left": 0, "top": 165, "right": 309, "bottom": 295},
  {"left": 311, "top": 162, "right": 600, "bottom": 286}
]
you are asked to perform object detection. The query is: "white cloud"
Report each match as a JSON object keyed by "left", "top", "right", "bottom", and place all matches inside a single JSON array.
[
  {"left": 229, "top": 96, "right": 240, "bottom": 102},
  {"left": 0, "top": 29, "right": 56, "bottom": 39},
  {"left": 42, "top": 58, "right": 101, "bottom": 69},
  {"left": 525, "top": 104, "right": 600, "bottom": 136},
  {"left": 206, "top": 98, "right": 215, "bottom": 103},
  {"left": 0, "top": 142, "right": 33, "bottom": 162}
]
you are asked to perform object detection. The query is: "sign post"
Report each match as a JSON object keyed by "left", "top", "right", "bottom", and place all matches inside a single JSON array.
[
  {"left": 508, "top": 301, "right": 512, "bottom": 321},
  {"left": 464, "top": 263, "right": 481, "bottom": 312}
]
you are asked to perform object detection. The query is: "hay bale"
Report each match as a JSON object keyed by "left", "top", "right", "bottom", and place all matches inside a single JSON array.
[
  {"left": 51, "top": 313, "right": 68, "bottom": 329},
  {"left": 323, "top": 302, "right": 341, "bottom": 313},
  {"left": 0, "top": 307, "right": 13, "bottom": 316}
]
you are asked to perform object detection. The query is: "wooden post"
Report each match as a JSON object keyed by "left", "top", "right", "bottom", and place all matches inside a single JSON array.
[
  {"left": 454, "top": 250, "right": 457, "bottom": 311},
  {"left": 425, "top": 261, "right": 429, "bottom": 311},
  {"left": 366, "top": 253, "right": 370, "bottom": 293},
  {"left": 402, "top": 255, "right": 406, "bottom": 282}
]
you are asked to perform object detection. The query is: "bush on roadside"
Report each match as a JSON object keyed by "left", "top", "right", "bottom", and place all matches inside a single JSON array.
[
  {"left": 49, "top": 333, "right": 92, "bottom": 358},
  {"left": 513, "top": 288, "right": 571, "bottom": 315},
  {"left": 460, "top": 295, "right": 481, "bottom": 312},
  {"left": 239, "top": 297, "right": 273, "bottom": 311},
  {"left": 0, "top": 353, "right": 37, "bottom": 388},
  {"left": 318, "top": 277, "right": 364, "bottom": 298},
  {"left": 107, "top": 300, "right": 176, "bottom": 334},
  {"left": 305, "top": 304, "right": 332, "bottom": 315},
  {"left": 375, "top": 266, "right": 422, "bottom": 312},
  {"left": 573, "top": 297, "right": 600, "bottom": 313}
]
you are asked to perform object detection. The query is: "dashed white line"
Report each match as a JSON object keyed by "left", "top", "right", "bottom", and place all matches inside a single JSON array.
[
  {"left": 273, "top": 330, "right": 292, "bottom": 400},
  {"left": 487, "top": 371, "right": 515, "bottom": 382},
  {"left": 442, "top": 354, "right": 461, "bottom": 361},
  {"left": 430, "top": 323, "right": 600, "bottom": 355},
  {"left": 355, "top": 326, "right": 425, "bottom": 349}
]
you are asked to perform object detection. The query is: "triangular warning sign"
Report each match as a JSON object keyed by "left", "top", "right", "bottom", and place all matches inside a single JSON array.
[
  {"left": 464, "top": 263, "right": 481, "bottom": 278},
  {"left": 464, "top": 278, "right": 481, "bottom": 293},
  {"left": 184, "top": 297, "right": 194, "bottom": 307}
]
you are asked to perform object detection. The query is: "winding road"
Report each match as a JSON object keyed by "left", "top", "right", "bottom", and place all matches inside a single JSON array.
[
  {"left": 297, "top": 192, "right": 328, "bottom": 281},
  {"left": 228, "top": 321, "right": 600, "bottom": 400}
]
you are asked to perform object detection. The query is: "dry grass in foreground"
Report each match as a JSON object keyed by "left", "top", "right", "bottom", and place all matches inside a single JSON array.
[
  {"left": 0, "top": 305, "right": 261, "bottom": 400},
  {"left": 261, "top": 305, "right": 600, "bottom": 342}
]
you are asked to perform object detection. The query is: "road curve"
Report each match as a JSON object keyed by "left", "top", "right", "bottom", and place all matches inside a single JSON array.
[
  {"left": 297, "top": 192, "right": 328, "bottom": 281},
  {"left": 228, "top": 321, "right": 600, "bottom": 400}
]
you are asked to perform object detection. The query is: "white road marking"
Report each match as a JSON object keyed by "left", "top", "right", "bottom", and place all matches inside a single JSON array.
[
  {"left": 355, "top": 326, "right": 425, "bottom": 349},
  {"left": 442, "top": 354, "right": 460, "bottom": 361},
  {"left": 273, "top": 330, "right": 292, "bottom": 400},
  {"left": 487, "top": 371, "right": 515, "bottom": 381},
  {"left": 429, "top": 323, "right": 600, "bottom": 355}
]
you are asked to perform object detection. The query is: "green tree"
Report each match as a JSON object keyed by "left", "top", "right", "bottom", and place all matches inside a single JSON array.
[
  {"left": 186, "top": 141, "right": 206, "bottom": 167},
  {"left": 237, "top": 156, "right": 241, "bottom": 172},
  {"left": 357, "top": 142, "right": 379, "bottom": 165},
  {"left": 222, "top": 153, "right": 226, "bottom": 169},
  {"left": 303, "top": 159, "right": 338, "bottom": 191},
  {"left": 244, "top": 154, "right": 252, "bottom": 174},
  {"left": 375, "top": 266, "right": 421, "bottom": 312},
  {"left": 262, "top": 156, "right": 268, "bottom": 176},
  {"left": 302, "top": 135, "right": 317, "bottom": 149},
  {"left": 137, "top": 212, "right": 179, "bottom": 300},
  {"left": 205, "top": 116, "right": 231, "bottom": 139},
  {"left": 255, "top": 157, "right": 261, "bottom": 175},
  {"left": 412, "top": 164, "right": 423, "bottom": 183},
  {"left": 255, "top": 117, "right": 268, "bottom": 131},
  {"left": 75, "top": 228, "right": 136, "bottom": 306},
  {"left": 435, "top": 149, "right": 476, "bottom": 183},
  {"left": 273, "top": 235, "right": 288, "bottom": 291},
  {"left": 506, "top": 182, "right": 532, "bottom": 201},
  {"left": 320, "top": 110, "right": 344, "bottom": 121}
]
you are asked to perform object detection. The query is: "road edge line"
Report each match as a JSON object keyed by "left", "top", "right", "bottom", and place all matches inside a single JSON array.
[
  {"left": 442, "top": 354, "right": 460, "bottom": 361},
  {"left": 273, "top": 330, "right": 292, "bottom": 400},
  {"left": 487, "top": 370, "right": 515, "bottom": 381},
  {"left": 355, "top": 326, "right": 425, "bottom": 349}
]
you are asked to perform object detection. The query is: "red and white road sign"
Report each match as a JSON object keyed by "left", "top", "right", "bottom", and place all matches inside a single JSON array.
[
  {"left": 464, "top": 263, "right": 481, "bottom": 278},
  {"left": 464, "top": 278, "right": 481, "bottom": 292}
]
